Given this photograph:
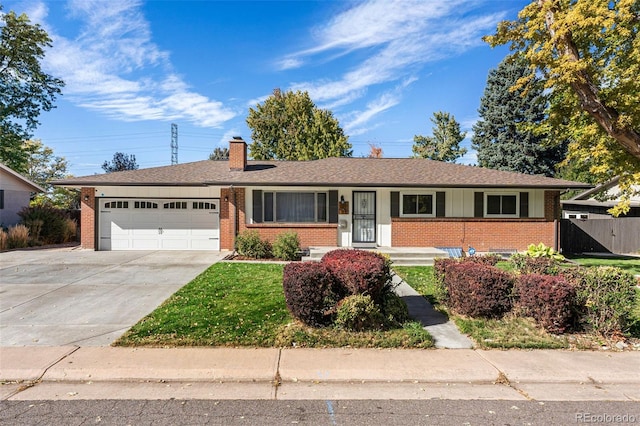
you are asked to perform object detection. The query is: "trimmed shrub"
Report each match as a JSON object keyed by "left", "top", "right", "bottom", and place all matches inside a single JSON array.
[
  {"left": 510, "top": 253, "right": 560, "bottom": 275},
  {"left": 17, "top": 206, "right": 71, "bottom": 244},
  {"left": 515, "top": 274, "right": 576, "bottom": 334},
  {"left": 283, "top": 262, "right": 335, "bottom": 327},
  {"left": 235, "top": 230, "right": 272, "bottom": 259},
  {"left": 445, "top": 262, "right": 514, "bottom": 318},
  {"left": 272, "top": 232, "right": 301, "bottom": 261},
  {"left": 7, "top": 224, "right": 30, "bottom": 249},
  {"left": 566, "top": 266, "right": 637, "bottom": 335},
  {"left": 464, "top": 254, "right": 501, "bottom": 266},
  {"left": 334, "top": 294, "right": 385, "bottom": 331},
  {"left": 321, "top": 249, "right": 391, "bottom": 303},
  {"left": 380, "top": 291, "right": 410, "bottom": 325}
]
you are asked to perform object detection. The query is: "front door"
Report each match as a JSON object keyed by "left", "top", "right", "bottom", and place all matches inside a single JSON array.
[{"left": 352, "top": 191, "right": 376, "bottom": 246}]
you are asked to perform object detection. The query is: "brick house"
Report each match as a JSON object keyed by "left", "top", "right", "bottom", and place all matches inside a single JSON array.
[{"left": 54, "top": 138, "right": 590, "bottom": 252}]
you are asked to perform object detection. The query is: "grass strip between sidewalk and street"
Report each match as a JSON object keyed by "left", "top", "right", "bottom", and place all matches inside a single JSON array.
[{"left": 115, "top": 262, "right": 433, "bottom": 348}]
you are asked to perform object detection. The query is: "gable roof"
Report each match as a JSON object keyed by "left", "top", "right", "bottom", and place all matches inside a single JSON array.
[
  {"left": 0, "top": 163, "right": 45, "bottom": 192},
  {"left": 53, "top": 157, "right": 591, "bottom": 189}
]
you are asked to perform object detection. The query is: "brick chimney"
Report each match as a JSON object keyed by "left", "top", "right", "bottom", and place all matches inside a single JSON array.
[{"left": 229, "top": 136, "right": 247, "bottom": 171}]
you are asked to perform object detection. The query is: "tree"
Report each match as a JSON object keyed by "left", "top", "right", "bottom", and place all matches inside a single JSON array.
[
  {"left": 22, "top": 140, "right": 78, "bottom": 209},
  {"left": 485, "top": 0, "right": 640, "bottom": 213},
  {"left": 102, "top": 152, "right": 139, "bottom": 173},
  {"left": 472, "top": 56, "right": 566, "bottom": 176},
  {"left": 246, "top": 88, "right": 352, "bottom": 160},
  {"left": 209, "top": 147, "right": 229, "bottom": 160},
  {"left": 0, "top": 7, "right": 64, "bottom": 173},
  {"left": 368, "top": 143, "right": 383, "bottom": 158},
  {"left": 412, "top": 112, "right": 467, "bottom": 162}
]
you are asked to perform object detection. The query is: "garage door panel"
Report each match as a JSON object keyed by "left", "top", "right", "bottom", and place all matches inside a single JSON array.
[{"left": 99, "top": 199, "right": 219, "bottom": 251}]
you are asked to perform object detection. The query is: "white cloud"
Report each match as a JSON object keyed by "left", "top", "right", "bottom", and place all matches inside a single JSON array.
[
  {"left": 281, "top": 0, "right": 504, "bottom": 130},
  {"left": 39, "top": 0, "right": 235, "bottom": 127}
]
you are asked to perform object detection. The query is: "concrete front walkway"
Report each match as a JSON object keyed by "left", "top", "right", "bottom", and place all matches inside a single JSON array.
[
  {"left": 0, "top": 248, "right": 224, "bottom": 346},
  {"left": 393, "top": 273, "right": 474, "bottom": 349},
  {"left": 1, "top": 346, "right": 638, "bottom": 401}
]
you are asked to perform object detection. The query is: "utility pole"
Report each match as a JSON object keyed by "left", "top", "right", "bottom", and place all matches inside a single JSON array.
[{"left": 171, "top": 123, "right": 178, "bottom": 165}]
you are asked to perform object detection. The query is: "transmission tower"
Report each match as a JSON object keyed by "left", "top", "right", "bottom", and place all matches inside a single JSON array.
[{"left": 171, "top": 123, "right": 178, "bottom": 165}]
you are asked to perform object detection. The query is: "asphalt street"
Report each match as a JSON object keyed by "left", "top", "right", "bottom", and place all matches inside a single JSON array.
[{"left": 2, "top": 400, "right": 639, "bottom": 425}]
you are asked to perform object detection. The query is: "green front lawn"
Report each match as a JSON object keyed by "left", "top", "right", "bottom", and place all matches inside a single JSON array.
[
  {"left": 565, "top": 255, "right": 640, "bottom": 275},
  {"left": 116, "top": 262, "right": 433, "bottom": 348}
]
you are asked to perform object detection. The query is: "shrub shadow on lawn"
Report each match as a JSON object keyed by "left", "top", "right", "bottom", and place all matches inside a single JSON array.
[{"left": 402, "top": 295, "right": 449, "bottom": 327}]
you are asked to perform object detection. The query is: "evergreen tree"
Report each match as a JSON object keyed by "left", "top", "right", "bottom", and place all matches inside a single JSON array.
[
  {"left": 209, "top": 147, "right": 229, "bottom": 160},
  {"left": 412, "top": 112, "right": 467, "bottom": 162},
  {"left": 102, "top": 152, "right": 139, "bottom": 173},
  {"left": 472, "top": 56, "right": 566, "bottom": 176},
  {"left": 246, "top": 89, "right": 352, "bottom": 160}
]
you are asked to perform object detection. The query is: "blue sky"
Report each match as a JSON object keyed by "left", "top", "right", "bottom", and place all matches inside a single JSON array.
[{"left": 4, "top": 0, "right": 528, "bottom": 176}]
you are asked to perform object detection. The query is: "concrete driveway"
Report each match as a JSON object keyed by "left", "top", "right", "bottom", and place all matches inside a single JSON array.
[{"left": 0, "top": 248, "right": 224, "bottom": 346}]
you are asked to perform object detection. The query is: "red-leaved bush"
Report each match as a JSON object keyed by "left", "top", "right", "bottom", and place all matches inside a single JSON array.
[
  {"left": 282, "top": 262, "right": 335, "bottom": 327},
  {"left": 445, "top": 262, "right": 513, "bottom": 318},
  {"left": 515, "top": 274, "right": 576, "bottom": 333},
  {"left": 321, "top": 249, "right": 390, "bottom": 303}
]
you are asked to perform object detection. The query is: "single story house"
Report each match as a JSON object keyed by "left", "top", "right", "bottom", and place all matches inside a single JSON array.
[
  {"left": 54, "top": 138, "right": 590, "bottom": 252},
  {"left": 0, "top": 163, "right": 45, "bottom": 228},
  {"left": 561, "top": 177, "right": 640, "bottom": 219}
]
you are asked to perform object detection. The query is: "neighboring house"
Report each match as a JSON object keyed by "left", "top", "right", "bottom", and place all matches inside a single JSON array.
[
  {"left": 0, "top": 163, "right": 45, "bottom": 227},
  {"left": 53, "top": 138, "right": 590, "bottom": 252},
  {"left": 561, "top": 177, "right": 640, "bottom": 219}
]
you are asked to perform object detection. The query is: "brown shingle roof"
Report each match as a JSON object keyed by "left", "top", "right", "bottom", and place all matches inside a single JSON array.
[{"left": 53, "top": 158, "right": 591, "bottom": 189}]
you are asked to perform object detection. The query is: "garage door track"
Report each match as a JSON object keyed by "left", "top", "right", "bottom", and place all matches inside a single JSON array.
[{"left": 0, "top": 249, "right": 223, "bottom": 346}]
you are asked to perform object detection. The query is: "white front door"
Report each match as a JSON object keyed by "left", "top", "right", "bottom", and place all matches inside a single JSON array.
[
  {"left": 99, "top": 199, "right": 219, "bottom": 250},
  {"left": 352, "top": 191, "right": 376, "bottom": 247}
]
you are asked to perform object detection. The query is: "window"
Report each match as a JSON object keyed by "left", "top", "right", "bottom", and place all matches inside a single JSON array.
[
  {"left": 401, "top": 193, "right": 434, "bottom": 216},
  {"left": 104, "top": 201, "right": 129, "bottom": 208},
  {"left": 163, "top": 201, "right": 187, "bottom": 209},
  {"left": 134, "top": 201, "right": 157, "bottom": 209},
  {"left": 486, "top": 194, "right": 518, "bottom": 216},
  {"left": 262, "top": 192, "right": 327, "bottom": 223},
  {"left": 193, "top": 201, "right": 216, "bottom": 210}
]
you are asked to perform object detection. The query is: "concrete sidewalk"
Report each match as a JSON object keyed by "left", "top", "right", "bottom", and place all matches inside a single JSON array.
[{"left": 1, "top": 347, "right": 638, "bottom": 401}]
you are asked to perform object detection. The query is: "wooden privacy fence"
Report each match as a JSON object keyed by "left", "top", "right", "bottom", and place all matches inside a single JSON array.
[{"left": 560, "top": 218, "right": 640, "bottom": 254}]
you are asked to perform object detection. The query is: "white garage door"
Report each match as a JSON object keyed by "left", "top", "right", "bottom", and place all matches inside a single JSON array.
[{"left": 99, "top": 199, "right": 220, "bottom": 250}]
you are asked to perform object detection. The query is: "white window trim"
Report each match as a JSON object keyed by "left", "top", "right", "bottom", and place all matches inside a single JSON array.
[
  {"left": 400, "top": 191, "right": 436, "bottom": 218},
  {"left": 484, "top": 193, "right": 519, "bottom": 218}
]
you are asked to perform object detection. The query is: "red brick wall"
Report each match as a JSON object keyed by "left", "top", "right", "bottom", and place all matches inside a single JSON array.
[
  {"left": 391, "top": 218, "right": 555, "bottom": 251},
  {"left": 80, "top": 187, "right": 95, "bottom": 250},
  {"left": 245, "top": 224, "right": 337, "bottom": 248},
  {"left": 219, "top": 186, "right": 338, "bottom": 249},
  {"left": 220, "top": 187, "right": 246, "bottom": 250}
]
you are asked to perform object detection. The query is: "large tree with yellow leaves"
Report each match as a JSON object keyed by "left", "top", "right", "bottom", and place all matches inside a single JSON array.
[{"left": 485, "top": 0, "right": 640, "bottom": 215}]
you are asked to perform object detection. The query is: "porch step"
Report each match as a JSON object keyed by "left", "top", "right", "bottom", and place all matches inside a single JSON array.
[{"left": 302, "top": 246, "right": 449, "bottom": 267}]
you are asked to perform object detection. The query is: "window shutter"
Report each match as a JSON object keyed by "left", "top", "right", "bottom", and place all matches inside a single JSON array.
[
  {"left": 252, "top": 190, "right": 262, "bottom": 223},
  {"left": 328, "top": 190, "right": 338, "bottom": 223},
  {"left": 390, "top": 191, "right": 400, "bottom": 217},
  {"left": 474, "top": 192, "right": 484, "bottom": 218},
  {"left": 436, "top": 192, "right": 445, "bottom": 217},
  {"left": 0, "top": 189, "right": 4, "bottom": 209},
  {"left": 519, "top": 192, "right": 529, "bottom": 218}
]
